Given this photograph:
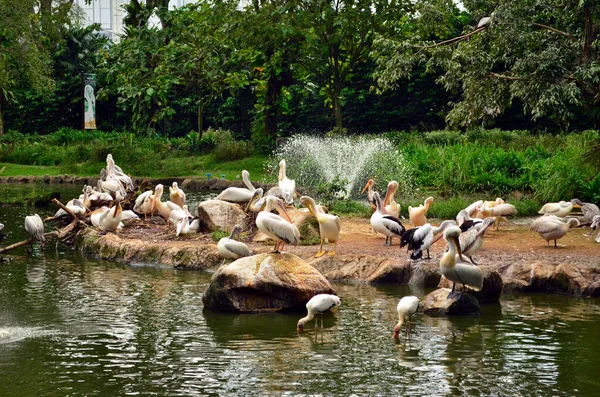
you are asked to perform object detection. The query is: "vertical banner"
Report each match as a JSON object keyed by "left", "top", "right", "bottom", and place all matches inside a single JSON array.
[{"left": 83, "top": 73, "right": 97, "bottom": 129}]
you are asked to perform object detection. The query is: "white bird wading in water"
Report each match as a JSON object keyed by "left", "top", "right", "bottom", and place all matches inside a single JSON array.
[
  {"left": 393, "top": 296, "right": 420, "bottom": 339},
  {"left": 297, "top": 294, "right": 341, "bottom": 331}
]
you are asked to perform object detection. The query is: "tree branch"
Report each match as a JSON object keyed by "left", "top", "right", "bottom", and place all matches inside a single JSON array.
[
  {"left": 414, "top": 26, "right": 487, "bottom": 49},
  {"left": 488, "top": 72, "right": 524, "bottom": 81},
  {"left": 530, "top": 22, "right": 576, "bottom": 42}
]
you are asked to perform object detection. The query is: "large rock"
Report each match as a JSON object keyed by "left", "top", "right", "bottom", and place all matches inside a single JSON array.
[
  {"left": 254, "top": 207, "right": 320, "bottom": 242},
  {"left": 202, "top": 253, "right": 335, "bottom": 312},
  {"left": 421, "top": 288, "right": 480, "bottom": 316},
  {"left": 197, "top": 199, "right": 247, "bottom": 233},
  {"left": 438, "top": 267, "right": 503, "bottom": 303}
]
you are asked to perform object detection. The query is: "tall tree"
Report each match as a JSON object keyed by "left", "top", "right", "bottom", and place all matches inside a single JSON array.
[
  {"left": 372, "top": 0, "right": 600, "bottom": 129},
  {"left": 0, "top": 0, "right": 54, "bottom": 135}
]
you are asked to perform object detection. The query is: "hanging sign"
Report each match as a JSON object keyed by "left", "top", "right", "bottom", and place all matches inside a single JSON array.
[{"left": 83, "top": 73, "right": 97, "bottom": 129}]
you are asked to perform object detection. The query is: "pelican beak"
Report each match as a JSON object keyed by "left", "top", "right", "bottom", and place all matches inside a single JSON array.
[
  {"left": 258, "top": 200, "right": 267, "bottom": 212},
  {"left": 572, "top": 203, "right": 581, "bottom": 208},
  {"left": 246, "top": 192, "right": 258, "bottom": 212},
  {"left": 361, "top": 179, "right": 373, "bottom": 194},
  {"left": 452, "top": 235, "right": 463, "bottom": 261},
  {"left": 277, "top": 200, "right": 293, "bottom": 223}
]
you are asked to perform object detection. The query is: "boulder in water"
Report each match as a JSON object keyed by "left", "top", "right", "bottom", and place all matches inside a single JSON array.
[
  {"left": 438, "top": 268, "right": 503, "bottom": 303},
  {"left": 421, "top": 288, "right": 480, "bottom": 316},
  {"left": 202, "top": 253, "right": 335, "bottom": 312}
]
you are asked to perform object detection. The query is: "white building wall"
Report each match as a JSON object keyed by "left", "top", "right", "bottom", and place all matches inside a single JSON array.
[{"left": 73, "top": 0, "right": 197, "bottom": 42}]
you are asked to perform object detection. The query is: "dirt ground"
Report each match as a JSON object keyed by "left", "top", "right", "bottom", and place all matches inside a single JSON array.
[{"left": 118, "top": 216, "right": 600, "bottom": 268}]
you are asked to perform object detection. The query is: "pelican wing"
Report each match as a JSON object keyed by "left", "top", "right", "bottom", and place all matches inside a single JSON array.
[
  {"left": 488, "top": 203, "right": 517, "bottom": 216},
  {"left": 260, "top": 213, "right": 300, "bottom": 245},
  {"left": 134, "top": 191, "right": 153, "bottom": 212},
  {"left": 464, "top": 200, "right": 483, "bottom": 216},
  {"left": 217, "top": 187, "right": 253, "bottom": 203},
  {"left": 222, "top": 240, "right": 252, "bottom": 258},
  {"left": 530, "top": 218, "right": 562, "bottom": 233},
  {"left": 381, "top": 215, "right": 405, "bottom": 236},
  {"left": 334, "top": 215, "right": 341, "bottom": 234},
  {"left": 455, "top": 262, "right": 484, "bottom": 291},
  {"left": 459, "top": 228, "right": 479, "bottom": 253}
]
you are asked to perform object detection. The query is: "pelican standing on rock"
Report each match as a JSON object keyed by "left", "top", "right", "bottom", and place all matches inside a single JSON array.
[
  {"left": 300, "top": 196, "right": 341, "bottom": 257},
  {"left": 440, "top": 226, "right": 484, "bottom": 298},
  {"left": 393, "top": 296, "right": 420, "bottom": 339},
  {"left": 370, "top": 192, "right": 406, "bottom": 246},
  {"left": 297, "top": 294, "right": 341, "bottom": 331},
  {"left": 538, "top": 200, "right": 575, "bottom": 218},
  {"left": 409, "top": 197, "right": 434, "bottom": 227},
  {"left": 400, "top": 220, "right": 456, "bottom": 261},
  {"left": 216, "top": 170, "right": 255, "bottom": 203},
  {"left": 217, "top": 225, "right": 252, "bottom": 259},
  {"left": 24, "top": 214, "right": 45, "bottom": 242},
  {"left": 278, "top": 160, "right": 296, "bottom": 204},
  {"left": 530, "top": 216, "right": 580, "bottom": 247},
  {"left": 257, "top": 196, "right": 300, "bottom": 253}
]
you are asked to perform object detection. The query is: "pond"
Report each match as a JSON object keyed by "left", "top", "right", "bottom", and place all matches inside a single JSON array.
[{"left": 1, "top": 185, "right": 599, "bottom": 396}]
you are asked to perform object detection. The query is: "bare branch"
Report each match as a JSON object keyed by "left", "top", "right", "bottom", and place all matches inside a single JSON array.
[
  {"left": 413, "top": 27, "right": 487, "bottom": 49},
  {"left": 530, "top": 22, "right": 576, "bottom": 42}
]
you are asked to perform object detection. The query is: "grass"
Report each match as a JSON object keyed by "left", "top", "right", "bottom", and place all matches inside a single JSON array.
[{"left": 0, "top": 163, "right": 61, "bottom": 177}]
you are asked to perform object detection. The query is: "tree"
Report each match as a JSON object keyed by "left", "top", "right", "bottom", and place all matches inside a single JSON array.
[
  {"left": 0, "top": 0, "right": 54, "bottom": 135},
  {"left": 372, "top": 0, "right": 600, "bottom": 130}
]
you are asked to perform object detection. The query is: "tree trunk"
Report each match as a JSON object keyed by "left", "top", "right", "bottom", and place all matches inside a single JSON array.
[
  {"left": 197, "top": 103, "right": 205, "bottom": 136},
  {"left": 333, "top": 95, "right": 343, "bottom": 128},
  {"left": 265, "top": 75, "right": 283, "bottom": 141},
  {"left": 0, "top": 97, "right": 4, "bottom": 136},
  {"left": 582, "top": 6, "right": 594, "bottom": 62}
]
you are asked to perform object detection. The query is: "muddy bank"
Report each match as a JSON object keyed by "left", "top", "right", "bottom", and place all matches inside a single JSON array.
[{"left": 75, "top": 216, "right": 600, "bottom": 297}]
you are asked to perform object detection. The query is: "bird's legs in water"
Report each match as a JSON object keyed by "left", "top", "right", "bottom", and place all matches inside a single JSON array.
[{"left": 314, "top": 239, "right": 326, "bottom": 258}]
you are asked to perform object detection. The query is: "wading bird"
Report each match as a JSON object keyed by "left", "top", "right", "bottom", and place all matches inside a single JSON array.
[
  {"left": 401, "top": 220, "right": 456, "bottom": 261},
  {"left": 300, "top": 196, "right": 341, "bottom": 257},
  {"left": 393, "top": 296, "right": 420, "bottom": 339},
  {"left": 409, "top": 197, "right": 434, "bottom": 227},
  {"left": 24, "top": 214, "right": 45, "bottom": 242},
  {"left": 217, "top": 225, "right": 252, "bottom": 259},
  {"left": 216, "top": 170, "right": 255, "bottom": 203},
  {"left": 370, "top": 192, "right": 405, "bottom": 246},
  {"left": 440, "top": 226, "right": 483, "bottom": 298},
  {"left": 530, "top": 216, "right": 580, "bottom": 247},
  {"left": 98, "top": 201, "right": 123, "bottom": 231},
  {"left": 176, "top": 217, "right": 200, "bottom": 236},
  {"left": 256, "top": 196, "right": 300, "bottom": 253},
  {"left": 297, "top": 294, "right": 341, "bottom": 331}
]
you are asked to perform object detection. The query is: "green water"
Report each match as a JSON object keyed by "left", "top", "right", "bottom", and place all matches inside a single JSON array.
[{"left": 1, "top": 188, "right": 600, "bottom": 396}]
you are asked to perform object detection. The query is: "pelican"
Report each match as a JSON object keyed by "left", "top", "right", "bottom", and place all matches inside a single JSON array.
[
  {"left": 383, "top": 181, "right": 401, "bottom": 218},
  {"left": 409, "top": 197, "right": 434, "bottom": 227},
  {"left": 590, "top": 215, "right": 600, "bottom": 243},
  {"left": 0, "top": 222, "right": 4, "bottom": 232},
  {"left": 150, "top": 184, "right": 176, "bottom": 220},
  {"left": 169, "top": 182, "right": 186, "bottom": 208},
  {"left": 53, "top": 199, "right": 88, "bottom": 218},
  {"left": 538, "top": 200, "right": 574, "bottom": 218},
  {"left": 440, "top": 226, "right": 484, "bottom": 298},
  {"left": 256, "top": 196, "right": 300, "bottom": 253},
  {"left": 216, "top": 170, "right": 255, "bottom": 203},
  {"left": 393, "top": 296, "right": 420, "bottom": 339},
  {"left": 300, "top": 196, "right": 341, "bottom": 257},
  {"left": 476, "top": 203, "right": 517, "bottom": 230},
  {"left": 176, "top": 217, "right": 200, "bottom": 236},
  {"left": 106, "top": 153, "right": 133, "bottom": 192},
  {"left": 459, "top": 217, "right": 495, "bottom": 264},
  {"left": 571, "top": 199, "right": 599, "bottom": 223},
  {"left": 90, "top": 206, "right": 109, "bottom": 228},
  {"left": 245, "top": 188, "right": 265, "bottom": 213},
  {"left": 24, "top": 214, "right": 45, "bottom": 242},
  {"left": 217, "top": 225, "right": 252, "bottom": 259},
  {"left": 168, "top": 204, "right": 193, "bottom": 228},
  {"left": 361, "top": 179, "right": 377, "bottom": 210},
  {"left": 133, "top": 190, "right": 154, "bottom": 219},
  {"left": 456, "top": 209, "right": 482, "bottom": 232},
  {"left": 370, "top": 192, "right": 405, "bottom": 246},
  {"left": 278, "top": 160, "right": 296, "bottom": 204},
  {"left": 98, "top": 201, "right": 123, "bottom": 231},
  {"left": 120, "top": 210, "right": 139, "bottom": 225},
  {"left": 530, "top": 216, "right": 580, "bottom": 247},
  {"left": 297, "top": 294, "right": 341, "bottom": 331},
  {"left": 400, "top": 220, "right": 456, "bottom": 261}
]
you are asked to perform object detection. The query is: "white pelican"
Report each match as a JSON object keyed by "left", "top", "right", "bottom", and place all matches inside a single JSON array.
[
  {"left": 217, "top": 225, "right": 252, "bottom": 259},
  {"left": 176, "top": 217, "right": 200, "bottom": 236},
  {"left": 400, "top": 220, "right": 456, "bottom": 261},
  {"left": 370, "top": 192, "right": 406, "bottom": 246},
  {"left": 216, "top": 170, "right": 255, "bottom": 203},
  {"left": 256, "top": 196, "right": 300, "bottom": 253},
  {"left": 98, "top": 202, "right": 123, "bottom": 231},
  {"left": 393, "top": 296, "right": 420, "bottom": 339},
  {"left": 297, "top": 294, "right": 341, "bottom": 331},
  {"left": 24, "top": 214, "right": 45, "bottom": 242},
  {"left": 0, "top": 222, "right": 4, "bottom": 232},
  {"left": 97, "top": 176, "right": 125, "bottom": 200},
  {"left": 150, "top": 184, "right": 177, "bottom": 220},
  {"left": 106, "top": 153, "right": 133, "bottom": 192},
  {"left": 53, "top": 199, "right": 87, "bottom": 218},
  {"left": 133, "top": 190, "right": 154, "bottom": 219},
  {"left": 590, "top": 215, "right": 600, "bottom": 242},
  {"left": 440, "top": 226, "right": 484, "bottom": 298},
  {"left": 278, "top": 160, "right": 296, "bottom": 204},
  {"left": 459, "top": 217, "right": 495, "bottom": 264},
  {"left": 90, "top": 206, "right": 109, "bottom": 228},
  {"left": 530, "top": 216, "right": 580, "bottom": 247},
  {"left": 120, "top": 210, "right": 139, "bottom": 225},
  {"left": 169, "top": 182, "right": 186, "bottom": 208},
  {"left": 168, "top": 204, "right": 193, "bottom": 227},
  {"left": 383, "top": 181, "right": 401, "bottom": 218},
  {"left": 476, "top": 202, "right": 517, "bottom": 230},
  {"left": 538, "top": 200, "right": 574, "bottom": 218},
  {"left": 409, "top": 197, "right": 434, "bottom": 227},
  {"left": 245, "top": 188, "right": 265, "bottom": 213},
  {"left": 300, "top": 196, "right": 341, "bottom": 257},
  {"left": 571, "top": 199, "right": 599, "bottom": 223},
  {"left": 361, "top": 179, "right": 377, "bottom": 211},
  {"left": 456, "top": 209, "right": 482, "bottom": 232}
]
